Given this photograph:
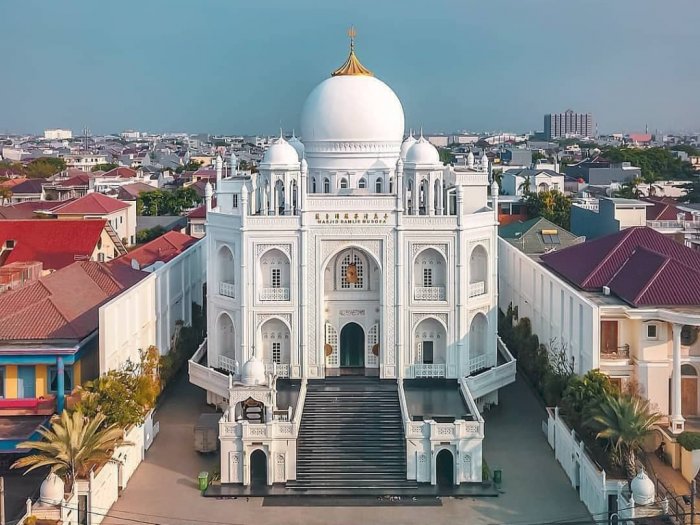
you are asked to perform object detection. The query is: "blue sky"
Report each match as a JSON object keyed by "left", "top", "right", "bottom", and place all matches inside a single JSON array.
[{"left": 1, "top": 0, "right": 698, "bottom": 136}]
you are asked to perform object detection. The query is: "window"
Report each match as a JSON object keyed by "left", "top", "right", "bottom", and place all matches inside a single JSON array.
[
  {"left": 48, "top": 365, "right": 74, "bottom": 393},
  {"left": 120, "top": 216, "right": 123, "bottom": 224},
  {"left": 5, "top": 240, "right": 15, "bottom": 249},
  {"left": 646, "top": 324, "right": 658, "bottom": 340},
  {"left": 340, "top": 178, "right": 349, "bottom": 189},
  {"left": 271, "top": 268, "right": 281, "bottom": 288},
  {"left": 340, "top": 253, "right": 364, "bottom": 289},
  {"left": 389, "top": 178, "right": 394, "bottom": 193},
  {"left": 0, "top": 366, "right": 4, "bottom": 398},
  {"left": 272, "top": 342, "right": 281, "bottom": 364},
  {"left": 323, "top": 178, "right": 330, "bottom": 193},
  {"left": 375, "top": 179, "right": 383, "bottom": 193},
  {"left": 97, "top": 252, "right": 105, "bottom": 262},
  {"left": 682, "top": 326, "right": 699, "bottom": 346},
  {"left": 423, "top": 268, "right": 433, "bottom": 287},
  {"left": 312, "top": 178, "right": 317, "bottom": 193},
  {"left": 232, "top": 194, "right": 238, "bottom": 208},
  {"left": 422, "top": 341, "right": 434, "bottom": 364},
  {"left": 359, "top": 178, "right": 367, "bottom": 189}
]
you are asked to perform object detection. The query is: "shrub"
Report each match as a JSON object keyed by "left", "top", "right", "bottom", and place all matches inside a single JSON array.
[{"left": 677, "top": 432, "right": 700, "bottom": 451}]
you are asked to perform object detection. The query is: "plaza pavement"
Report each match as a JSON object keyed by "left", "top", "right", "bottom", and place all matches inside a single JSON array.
[{"left": 102, "top": 372, "right": 590, "bottom": 525}]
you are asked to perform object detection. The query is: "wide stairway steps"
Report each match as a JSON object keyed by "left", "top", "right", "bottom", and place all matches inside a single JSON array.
[{"left": 288, "top": 376, "right": 416, "bottom": 491}]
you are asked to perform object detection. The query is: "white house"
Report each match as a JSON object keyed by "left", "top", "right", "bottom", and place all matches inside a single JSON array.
[
  {"left": 501, "top": 168, "right": 565, "bottom": 196},
  {"left": 188, "top": 35, "right": 515, "bottom": 490}
]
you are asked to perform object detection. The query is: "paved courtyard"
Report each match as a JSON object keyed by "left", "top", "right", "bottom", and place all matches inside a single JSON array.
[{"left": 103, "top": 372, "right": 590, "bottom": 525}]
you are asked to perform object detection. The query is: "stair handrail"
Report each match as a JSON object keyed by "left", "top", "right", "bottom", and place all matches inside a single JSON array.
[
  {"left": 292, "top": 378, "right": 308, "bottom": 429},
  {"left": 397, "top": 379, "right": 411, "bottom": 425}
]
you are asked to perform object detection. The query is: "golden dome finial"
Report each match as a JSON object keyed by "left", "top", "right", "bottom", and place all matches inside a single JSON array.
[{"left": 331, "top": 26, "right": 373, "bottom": 77}]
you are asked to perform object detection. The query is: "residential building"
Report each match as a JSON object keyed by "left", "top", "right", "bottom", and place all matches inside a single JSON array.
[
  {"left": 0, "top": 219, "right": 127, "bottom": 270},
  {"left": 63, "top": 154, "right": 109, "bottom": 172},
  {"left": 425, "top": 135, "right": 449, "bottom": 148},
  {"left": 499, "top": 226, "right": 700, "bottom": 435},
  {"left": 501, "top": 168, "right": 564, "bottom": 196},
  {"left": 189, "top": 38, "right": 515, "bottom": 489},
  {"left": 186, "top": 203, "right": 207, "bottom": 238},
  {"left": 544, "top": 110, "right": 595, "bottom": 139},
  {"left": 49, "top": 192, "right": 136, "bottom": 246},
  {"left": 571, "top": 197, "right": 650, "bottom": 240},
  {"left": 565, "top": 157, "right": 641, "bottom": 185},
  {"left": 9, "top": 179, "right": 46, "bottom": 203},
  {"left": 493, "top": 195, "right": 528, "bottom": 226},
  {"left": 499, "top": 217, "right": 584, "bottom": 254}
]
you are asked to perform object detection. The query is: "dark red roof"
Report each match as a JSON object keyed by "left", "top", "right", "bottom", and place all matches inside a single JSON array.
[
  {"left": 111, "top": 231, "right": 197, "bottom": 269},
  {"left": 187, "top": 199, "right": 215, "bottom": 219},
  {"left": 0, "top": 261, "right": 145, "bottom": 341},
  {"left": 0, "top": 219, "right": 108, "bottom": 270},
  {"left": 103, "top": 167, "right": 137, "bottom": 179},
  {"left": 642, "top": 197, "right": 692, "bottom": 221},
  {"left": 0, "top": 201, "right": 53, "bottom": 219},
  {"left": 541, "top": 226, "right": 700, "bottom": 306},
  {"left": 49, "top": 192, "right": 129, "bottom": 215},
  {"left": 115, "top": 182, "right": 157, "bottom": 200},
  {"left": 11, "top": 179, "right": 45, "bottom": 195},
  {"left": 57, "top": 173, "right": 91, "bottom": 188}
]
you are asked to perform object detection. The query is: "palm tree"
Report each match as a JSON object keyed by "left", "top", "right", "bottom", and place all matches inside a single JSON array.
[
  {"left": 518, "top": 176, "right": 532, "bottom": 196},
  {"left": 587, "top": 394, "right": 661, "bottom": 479},
  {"left": 12, "top": 410, "right": 129, "bottom": 489}
]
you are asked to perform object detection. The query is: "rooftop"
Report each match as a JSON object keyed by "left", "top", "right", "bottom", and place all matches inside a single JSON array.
[
  {"left": 111, "top": 230, "right": 197, "bottom": 270},
  {"left": 403, "top": 379, "right": 471, "bottom": 422},
  {"left": 0, "top": 219, "right": 108, "bottom": 270},
  {"left": 49, "top": 192, "right": 129, "bottom": 215},
  {"left": 499, "top": 217, "right": 583, "bottom": 255},
  {"left": 541, "top": 226, "right": 700, "bottom": 307}
]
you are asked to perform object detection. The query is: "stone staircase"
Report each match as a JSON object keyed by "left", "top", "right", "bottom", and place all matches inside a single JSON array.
[{"left": 289, "top": 376, "right": 415, "bottom": 491}]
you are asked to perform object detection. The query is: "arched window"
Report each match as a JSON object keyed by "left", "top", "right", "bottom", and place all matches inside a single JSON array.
[
  {"left": 338, "top": 251, "right": 365, "bottom": 290},
  {"left": 311, "top": 177, "right": 317, "bottom": 193},
  {"left": 323, "top": 178, "right": 330, "bottom": 193},
  {"left": 682, "top": 364, "right": 697, "bottom": 376},
  {"left": 389, "top": 177, "right": 394, "bottom": 193},
  {"left": 340, "top": 178, "right": 349, "bottom": 189},
  {"left": 375, "top": 178, "right": 383, "bottom": 193},
  {"left": 359, "top": 178, "right": 367, "bottom": 189},
  {"left": 469, "top": 313, "right": 488, "bottom": 357},
  {"left": 469, "top": 245, "right": 488, "bottom": 297}
]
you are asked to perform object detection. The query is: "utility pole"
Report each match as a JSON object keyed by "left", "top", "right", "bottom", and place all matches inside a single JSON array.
[{"left": 1, "top": 476, "right": 5, "bottom": 525}]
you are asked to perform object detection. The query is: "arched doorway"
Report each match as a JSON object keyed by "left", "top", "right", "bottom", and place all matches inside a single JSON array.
[
  {"left": 436, "top": 449, "right": 454, "bottom": 486},
  {"left": 340, "top": 323, "right": 364, "bottom": 370},
  {"left": 250, "top": 450, "right": 267, "bottom": 486}
]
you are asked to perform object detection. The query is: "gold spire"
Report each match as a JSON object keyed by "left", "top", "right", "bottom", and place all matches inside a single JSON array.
[{"left": 331, "top": 26, "right": 373, "bottom": 77}]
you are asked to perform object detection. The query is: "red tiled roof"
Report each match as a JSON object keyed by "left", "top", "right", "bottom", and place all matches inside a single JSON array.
[
  {"left": 187, "top": 199, "right": 215, "bottom": 219},
  {"left": 541, "top": 226, "right": 700, "bottom": 306},
  {"left": 57, "top": 173, "right": 91, "bottom": 188},
  {"left": 0, "top": 261, "right": 145, "bottom": 341},
  {"left": 111, "top": 231, "right": 197, "bottom": 269},
  {"left": 103, "top": 167, "right": 137, "bottom": 179},
  {"left": 0, "top": 219, "right": 107, "bottom": 270},
  {"left": 642, "top": 197, "right": 692, "bottom": 221},
  {"left": 0, "top": 201, "right": 53, "bottom": 219},
  {"left": 49, "top": 192, "right": 129, "bottom": 215}
]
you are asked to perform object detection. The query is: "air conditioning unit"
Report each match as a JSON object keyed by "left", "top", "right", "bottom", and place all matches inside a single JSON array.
[{"left": 602, "top": 286, "right": 611, "bottom": 296}]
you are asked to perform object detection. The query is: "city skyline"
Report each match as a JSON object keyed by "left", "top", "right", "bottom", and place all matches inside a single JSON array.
[{"left": 1, "top": 0, "right": 699, "bottom": 136}]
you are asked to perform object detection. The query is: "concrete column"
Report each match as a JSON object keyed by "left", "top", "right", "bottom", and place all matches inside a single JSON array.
[
  {"left": 56, "top": 356, "right": 65, "bottom": 413},
  {"left": 412, "top": 175, "right": 419, "bottom": 216},
  {"left": 427, "top": 175, "right": 434, "bottom": 216},
  {"left": 671, "top": 323, "right": 685, "bottom": 433},
  {"left": 283, "top": 174, "right": 291, "bottom": 215}
]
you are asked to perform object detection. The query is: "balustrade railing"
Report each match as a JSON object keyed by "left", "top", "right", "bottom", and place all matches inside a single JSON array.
[
  {"left": 264, "top": 362, "right": 290, "bottom": 378},
  {"left": 412, "top": 363, "right": 446, "bottom": 378},
  {"left": 259, "top": 287, "right": 290, "bottom": 301},
  {"left": 468, "top": 281, "right": 486, "bottom": 298},
  {"left": 219, "top": 355, "right": 237, "bottom": 374},
  {"left": 468, "top": 354, "right": 489, "bottom": 375},
  {"left": 219, "top": 281, "right": 235, "bottom": 298},
  {"left": 413, "top": 286, "right": 446, "bottom": 301},
  {"left": 601, "top": 344, "right": 630, "bottom": 359}
]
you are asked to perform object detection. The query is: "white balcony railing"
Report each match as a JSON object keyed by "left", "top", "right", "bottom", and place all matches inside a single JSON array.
[
  {"left": 264, "top": 362, "right": 290, "bottom": 378},
  {"left": 467, "top": 354, "right": 491, "bottom": 375},
  {"left": 412, "top": 363, "right": 446, "bottom": 378},
  {"left": 413, "top": 286, "right": 446, "bottom": 301},
  {"left": 219, "top": 281, "right": 235, "bottom": 298},
  {"left": 219, "top": 355, "right": 238, "bottom": 374},
  {"left": 468, "top": 281, "right": 486, "bottom": 298},
  {"left": 259, "top": 287, "right": 290, "bottom": 301}
]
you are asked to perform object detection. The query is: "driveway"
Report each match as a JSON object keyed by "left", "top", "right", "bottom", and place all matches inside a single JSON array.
[{"left": 103, "top": 372, "right": 590, "bottom": 525}]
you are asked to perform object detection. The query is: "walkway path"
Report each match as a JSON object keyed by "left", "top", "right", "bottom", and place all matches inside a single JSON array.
[{"left": 103, "top": 372, "right": 589, "bottom": 525}]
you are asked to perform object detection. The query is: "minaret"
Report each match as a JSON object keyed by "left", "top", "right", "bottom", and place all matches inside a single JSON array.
[
  {"left": 204, "top": 181, "right": 213, "bottom": 212},
  {"left": 491, "top": 179, "right": 500, "bottom": 223},
  {"left": 215, "top": 154, "right": 223, "bottom": 188},
  {"left": 467, "top": 150, "right": 475, "bottom": 169},
  {"left": 480, "top": 151, "right": 489, "bottom": 173},
  {"left": 230, "top": 151, "right": 238, "bottom": 178}
]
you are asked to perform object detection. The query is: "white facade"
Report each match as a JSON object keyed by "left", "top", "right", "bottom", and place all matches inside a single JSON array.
[
  {"left": 499, "top": 237, "right": 700, "bottom": 434},
  {"left": 44, "top": 129, "right": 73, "bottom": 140},
  {"left": 191, "top": 45, "right": 515, "bottom": 488},
  {"left": 501, "top": 169, "right": 565, "bottom": 196}
]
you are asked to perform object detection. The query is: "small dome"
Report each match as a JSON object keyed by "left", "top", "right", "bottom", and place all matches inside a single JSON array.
[
  {"left": 480, "top": 151, "right": 489, "bottom": 169},
  {"left": 40, "top": 473, "right": 65, "bottom": 505},
  {"left": 204, "top": 182, "right": 213, "bottom": 197},
  {"left": 631, "top": 470, "right": 655, "bottom": 506},
  {"left": 262, "top": 137, "right": 299, "bottom": 166},
  {"left": 405, "top": 137, "right": 440, "bottom": 165},
  {"left": 400, "top": 134, "right": 417, "bottom": 160},
  {"left": 241, "top": 355, "right": 266, "bottom": 386},
  {"left": 288, "top": 133, "right": 305, "bottom": 160}
]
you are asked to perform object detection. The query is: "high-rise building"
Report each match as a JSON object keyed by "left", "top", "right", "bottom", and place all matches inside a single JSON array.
[{"left": 544, "top": 110, "right": 594, "bottom": 139}]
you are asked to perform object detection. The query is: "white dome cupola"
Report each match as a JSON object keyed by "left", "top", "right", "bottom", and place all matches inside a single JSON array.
[
  {"left": 288, "top": 131, "right": 305, "bottom": 160},
  {"left": 261, "top": 136, "right": 300, "bottom": 167},
  {"left": 40, "top": 473, "right": 65, "bottom": 505},
  {"left": 405, "top": 136, "right": 441, "bottom": 166},
  {"left": 240, "top": 355, "right": 266, "bottom": 386},
  {"left": 400, "top": 132, "right": 417, "bottom": 160}
]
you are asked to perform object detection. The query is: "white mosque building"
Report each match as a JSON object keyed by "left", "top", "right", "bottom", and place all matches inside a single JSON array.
[{"left": 189, "top": 33, "right": 516, "bottom": 491}]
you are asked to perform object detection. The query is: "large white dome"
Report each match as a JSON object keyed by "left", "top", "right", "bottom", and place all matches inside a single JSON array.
[{"left": 300, "top": 75, "right": 405, "bottom": 144}]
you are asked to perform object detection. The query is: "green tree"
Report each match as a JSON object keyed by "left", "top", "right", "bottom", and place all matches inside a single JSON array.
[
  {"left": 438, "top": 148, "right": 455, "bottom": 165},
  {"left": 137, "top": 187, "right": 201, "bottom": 216},
  {"left": 679, "top": 180, "right": 700, "bottom": 203},
  {"left": 562, "top": 370, "right": 616, "bottom": 428},
  {"left": 25, "top": 157, "right": 66, "bottom": 178},
  {"left": 614, "top": 177, "right": 643, "bottom": 199},
  {"left": 135, "top": 225, "right": 166, "bottom": 243},
  {"left": 603, "top": 146, "right": 694, "bottom": 181},
  {"left": 587, "top": 394, "right": 661, "bottom": 479},
  {"left": 671, "top": 144, "right": 700, "bottom": 157},
  {"left": 91, "top": 163, "right": 118, "bottom": 172},
  {"left": 524, "top": 190, "right": 572, "bottom": 229},
  {"left": 12, "top": 410, "right": 128, "bottom": 489}
]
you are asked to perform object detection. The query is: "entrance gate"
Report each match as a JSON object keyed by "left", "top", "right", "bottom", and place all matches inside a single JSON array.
[{"left": 340, "top": 322, "right": 365, "bottom": 369}]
